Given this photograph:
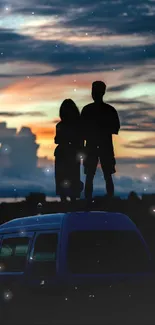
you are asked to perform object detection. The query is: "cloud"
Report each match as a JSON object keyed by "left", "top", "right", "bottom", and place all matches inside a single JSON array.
[
  {"left": 38, "top": 156, "right": 53, "bottom": 168},
  {"left": 151, "top": 174, "right": 155, "bottom": 182},
  {"left": 0, "top": 120, "right": 155, "bottom": 197},
  {"left": 0, "top": 24, "right": 155, "bottom": 77},
  {"left": 118, "top": 105, "right": 155, "bottom": 132},
  {"left": 123, "top": 137, "right": 155, "bottom": 149},
  {"left": 28, "top": 125, "right": 55, "bottom": 139},
  {"left": 7, "top": 0, "right": 155, "bottom": 36},
  {"left": 0, "top": 111, "right": 46, "bottom": 117},
  {"left": 1, "top": 170, "right": 155, "bottom": 198},
  {"left": 56, "top": 0, "right": 155, "bottom": 35},
  {"left": 108, "top": 99, "right": 146, "bottom": 105},
  {"left": 0, "top": 0, "right": 154, "bottom": 77},
  {"left": 0, "top": 176, "right": 55, "bottom": 198},
  {"left": 116, "top": 156, "right": 155, "bottom": 164},
  {"left": 51, "top": 118, "right": 60, "bottom": 124},
  {"left": 93, "top": 169, "right": 155, "bottom": 196},
  {"left": 0, "top": 122, "right": 40, "bottom": 176},
  {"left": 108, "top": 85, "right": 131, "bottom": 92}
]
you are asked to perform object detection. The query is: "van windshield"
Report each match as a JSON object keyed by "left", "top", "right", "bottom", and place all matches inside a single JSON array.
[{"left": 67, "top": 231, "right": 150, "bottom": 274}]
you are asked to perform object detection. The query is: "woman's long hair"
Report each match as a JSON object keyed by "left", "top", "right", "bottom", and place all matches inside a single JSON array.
[{"left": 59, "top": 99, "right": 80, "bottom": 123}]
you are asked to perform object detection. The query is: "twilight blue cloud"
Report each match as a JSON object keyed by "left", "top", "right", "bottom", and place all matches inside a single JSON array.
[
  {"left": 123, "top": 137, "right": 155, "bottom": 149},
  {"left": 0, "top": 26, "right": 155, "bottom": 77},
  {"left": 51, "top": 0, "right": 155, "bottom": 35},
  {"left": 0, "top": 111, "right": 46, "bottom": 117},
  {"left": 118, "top": 105, "right": 155, "bottom": 132},
  {"left": 116, "top": 156, "right": 155, "bottom": 164}
]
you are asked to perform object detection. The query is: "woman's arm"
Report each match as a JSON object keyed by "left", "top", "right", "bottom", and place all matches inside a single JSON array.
[
  {"left": 54, "top": 123, "right": 62, "bottom": 144},
  {"left": 55, "top": 122, "right": 71, "bottom": 144}
]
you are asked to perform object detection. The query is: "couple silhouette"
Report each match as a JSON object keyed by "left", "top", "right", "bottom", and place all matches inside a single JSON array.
[{"left": 54, "top": 81, "right": 120, "bottom": 203}]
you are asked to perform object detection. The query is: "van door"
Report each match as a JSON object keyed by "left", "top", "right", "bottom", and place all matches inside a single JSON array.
[
  {"left": 0, "top": 232, "right": 34, "bottom": 293},
  {"left": 27, "top": 230, "right": 59, "bottom": 289}
]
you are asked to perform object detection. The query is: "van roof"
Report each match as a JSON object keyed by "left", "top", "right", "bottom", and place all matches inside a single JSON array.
[{"left": 0, "top": 211, "right": 137, "bottom": 234}]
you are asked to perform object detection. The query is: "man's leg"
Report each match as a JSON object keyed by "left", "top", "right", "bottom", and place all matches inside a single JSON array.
[
  {"left": 60, "top": 194, "right": 67, "bottom": 203},
  {"left": 100, "top": 152, "right": 115, "bottom": 197},
  {"left": 84, "top": 153, "right": 98, "bottom": 200},
  {"left": 104, "top": 173, "right": 114, "bottom": 197},
  {"left": 85, "top": 172, "right": 95, "bottom": 199}
]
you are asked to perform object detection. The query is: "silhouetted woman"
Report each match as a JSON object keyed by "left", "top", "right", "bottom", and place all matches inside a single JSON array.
[{"left": 54, "top": 99, "right": 83, "bottom": 203}]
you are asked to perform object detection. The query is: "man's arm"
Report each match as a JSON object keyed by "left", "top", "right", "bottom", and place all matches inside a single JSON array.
[
  {"left": 112, "top": 108, "right": 120, "bottom": 134},
  {"left": 54, "top": 122, "right": 63, "bottom": 144}
]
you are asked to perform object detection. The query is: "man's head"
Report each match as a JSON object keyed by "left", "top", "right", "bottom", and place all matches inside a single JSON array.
[{"left": 92, "top": 81, "right": 106, "bottom": 102}]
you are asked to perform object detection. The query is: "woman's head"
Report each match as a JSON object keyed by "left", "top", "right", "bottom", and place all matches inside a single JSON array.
[{"left": 59, "top": 99, "right": 80, "bottom": 122}]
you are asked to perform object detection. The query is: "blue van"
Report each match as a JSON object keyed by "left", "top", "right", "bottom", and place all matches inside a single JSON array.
[{"left": 0, "top": 211, "right": 154, "bottom": 324}]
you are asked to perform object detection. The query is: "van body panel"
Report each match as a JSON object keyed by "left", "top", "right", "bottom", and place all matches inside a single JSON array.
[
  {"left": 0, "top": 213, "right": 64, "bottom": 231},
  {"left": 0, "top": 212, "right": 154, "bottom": 324},
  {"left": 0, "top": 213, "right": 64, "bottom": 235},
  {"left": 0, "top": 212, "right": 153, "bottom": 292}
]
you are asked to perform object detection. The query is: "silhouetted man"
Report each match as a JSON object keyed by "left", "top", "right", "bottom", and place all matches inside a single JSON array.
[{"left": 81, "top": 81, "right": 120, "bottom": 201}]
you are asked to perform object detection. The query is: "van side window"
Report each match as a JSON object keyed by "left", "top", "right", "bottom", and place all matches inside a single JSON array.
[
  {"left": 31, "top": 233, "right": 58, "bottom": 276},
  {"left": 0, "top": 237, "right": 30, "bottom": 272},
  {"left": 67, "top": 231, "right": 149, "bottom": 274}
]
